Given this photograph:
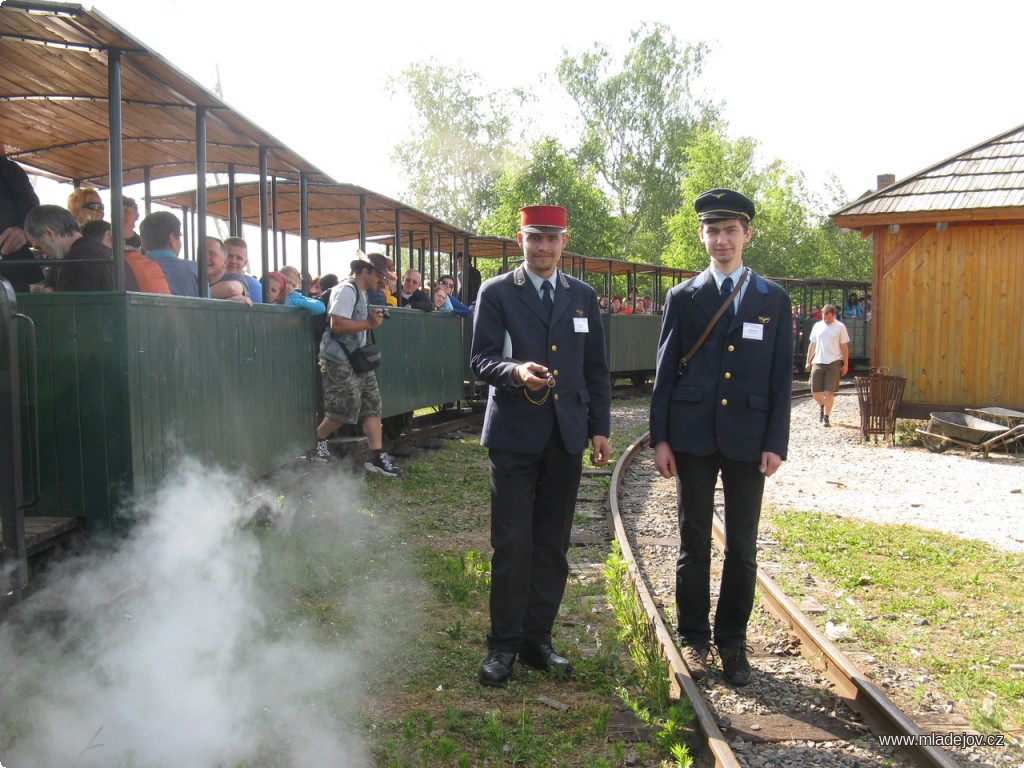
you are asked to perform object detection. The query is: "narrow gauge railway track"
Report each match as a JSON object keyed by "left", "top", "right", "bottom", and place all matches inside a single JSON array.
[{"left": 608, "top": 432, "right": 963, "bottom": 768}]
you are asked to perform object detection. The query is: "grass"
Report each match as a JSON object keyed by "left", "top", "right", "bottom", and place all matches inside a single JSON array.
[
  {"left": 358, "top": 397, "right": 694, "bottom": 766},
  {"left": 604, "top": 544, "right": 693, "bottom": 766},
  {"left": 761, "top": 508, "right": 1024, "bottom": 736}
]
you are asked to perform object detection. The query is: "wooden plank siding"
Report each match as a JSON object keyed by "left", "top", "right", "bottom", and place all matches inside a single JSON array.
[{"left": 875, "top": 224, "right": 1024, "bottom": 411}]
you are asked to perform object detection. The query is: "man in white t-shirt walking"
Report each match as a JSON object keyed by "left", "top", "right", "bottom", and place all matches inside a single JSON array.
[{"left": 804, "top": 304, "right": 849, "bottom": 427}]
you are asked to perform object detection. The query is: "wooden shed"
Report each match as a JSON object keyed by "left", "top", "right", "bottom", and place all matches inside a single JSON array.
[{"left": 832, "top": 125, "right": 1024, "bottom": 417}]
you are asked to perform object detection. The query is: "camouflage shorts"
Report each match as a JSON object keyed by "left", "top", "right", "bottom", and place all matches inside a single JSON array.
[{"left": 320, "top": 359, "right": 382, "bottom": 424}]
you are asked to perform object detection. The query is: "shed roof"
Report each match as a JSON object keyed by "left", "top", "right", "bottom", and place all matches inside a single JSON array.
[{"left": 832, "top": 122, "right": 1024, "bottom": 228}]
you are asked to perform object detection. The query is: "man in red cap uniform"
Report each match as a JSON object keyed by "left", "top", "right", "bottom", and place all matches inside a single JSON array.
[
  {"left": 471, "top": 204, "right": 611, "bottom": 687},
  {"left": 650, "top": 188, "right": 792, "bottom": 686}
]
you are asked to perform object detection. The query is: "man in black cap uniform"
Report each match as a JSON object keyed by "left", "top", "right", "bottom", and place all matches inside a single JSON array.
[
  {"left": 471, "top": 204, "right": 611, "bottom": 687},
  {"left": 650, "top": 188, "right": 792, "bottom": 686}
]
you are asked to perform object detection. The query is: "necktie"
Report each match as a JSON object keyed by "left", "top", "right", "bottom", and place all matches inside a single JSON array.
[
  {"left": 720, "top": 276, "right": 734, "bottom": 321},
  {"left": 541, "top": 281, "right": 553, "bottom": 315}
]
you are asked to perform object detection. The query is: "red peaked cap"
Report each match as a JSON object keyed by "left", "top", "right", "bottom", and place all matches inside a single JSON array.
[{"left": 520, "top": 205, "right": 567, "bottom": 233}]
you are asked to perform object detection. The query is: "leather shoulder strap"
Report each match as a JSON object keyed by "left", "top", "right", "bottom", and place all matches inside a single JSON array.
[{"left": 678, "top": 268, "right": 749, "bottom": 374}]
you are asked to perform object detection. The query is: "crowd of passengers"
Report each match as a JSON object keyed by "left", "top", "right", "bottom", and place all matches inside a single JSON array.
[
  {"left": 599, "top": 294, "right": 658, "bottom": 314},
  {"left": 0, "top": 176, "right": 480, "bottom": 316},
  {"left": 792, "top": 295, "right": 871, "bottom": 323}
]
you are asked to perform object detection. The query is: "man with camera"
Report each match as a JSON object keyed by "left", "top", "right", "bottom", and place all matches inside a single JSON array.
[
  {"left": 314, "top": 251, "right": 402, "bottom": 477},
  {"left": 471, "top": 205, "right": 611, "bottom": 687}
]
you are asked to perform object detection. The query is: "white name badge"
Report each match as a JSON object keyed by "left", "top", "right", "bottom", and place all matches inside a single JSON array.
[
  {"left": 742, "top": 322, "right": 764, "bottom": 340},
  {"left": 573, "top": 317, "right": 589, "bottom": 333}
]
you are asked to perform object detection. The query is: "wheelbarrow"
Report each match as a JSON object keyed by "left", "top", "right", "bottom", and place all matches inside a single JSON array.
[
  {"left": 916, "top": 411, "right": 1024, "bottom": 457},
  {"left": 965, "top": 407, "right": 1024, "bottom": 454}
]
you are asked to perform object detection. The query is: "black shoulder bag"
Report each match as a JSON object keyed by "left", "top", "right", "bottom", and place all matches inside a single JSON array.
[{"left": 342, "top": 332, "right": 382, "bottom": 372}]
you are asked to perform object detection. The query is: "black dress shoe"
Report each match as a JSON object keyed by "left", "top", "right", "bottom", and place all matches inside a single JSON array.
[
  {"left": 518, "top": 643, "right": 573, "bottom": 676},
  {"left": 478, "top": 650, "right": 516, "bottom": 687},
  {"left": 718, "top": 644, "right": 752, "bottom": 686}
]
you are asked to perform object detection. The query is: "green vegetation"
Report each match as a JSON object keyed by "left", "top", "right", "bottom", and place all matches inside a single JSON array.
[
  {"left": 665, "top": 128, "right": 870, "bottom": 279},
  {"left": 388, "top": 63, "right": 524, "bottom": 230},
  {"left": 605, "top": 545, "right": 694, "bottom": 767},
  {"left": 556, "top": 23, "right": 715, "bottom": 262},
  {"left": 762, "top": 509, "right": 1024, "bottom": 733},
  {"left": 389, "top": 25, "right": 871, "bottom": 287}
]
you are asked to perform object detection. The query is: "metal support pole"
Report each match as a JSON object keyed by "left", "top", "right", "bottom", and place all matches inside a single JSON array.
[
  {"left": 182, "top": 204, "right": 190, "bottom": 260},
  {"left": 258, "top": 147, "right": 269, "bottom": 298},
  {"left": 143, "top": 167, "right": 152, "bottom": 215},
  {"left": 227, "top": 163, "right": 237, "bottom": 235},
  {"left": 427, "top": 223, "right": 435, "bottom": 286},
  {"left": 107, "top": 48, "right": 125, "bottom": 290},
  {"left": 358, "top": 194, "right": 367, "bottom": 253},
  {"left": 272, "top": 177, "right": 279, "bottom": 271},
  {"left": 300, "top": 172, "right": 309, "bottom": 294},
  {"left": 196, "top": 105, "right": 208, "bottom": 296},
  {"left": 394, "top": 208, "right": 402, "bottom": 279}
]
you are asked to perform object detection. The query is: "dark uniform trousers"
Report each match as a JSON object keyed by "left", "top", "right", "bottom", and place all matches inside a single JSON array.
[
  {"left": 674, "top": 450, "right": 765, "bottom": 647},
  {"left": 487, "top": 421, "right": 582, "bottom": 652}
]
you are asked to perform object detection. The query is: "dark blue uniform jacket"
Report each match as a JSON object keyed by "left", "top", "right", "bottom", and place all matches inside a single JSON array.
[
  {"left": 471, "top": 265, "right": 611, "bottom": 455},
  {"left": 650, "top": 268, "right": 792, "bottom": 463}
]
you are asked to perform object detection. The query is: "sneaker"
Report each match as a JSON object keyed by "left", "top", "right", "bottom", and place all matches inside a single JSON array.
[
  {"left": 823, "top": 415, "right": 831, "bottom": 428},
  {"left": 680, "top": 643, "right": 712, "bottom": 682},
  {"left": 818, "top": 404, "right": 825, "bottom": 423},
  {"left": 310, "top": 439, "right": 332, "bottom": 463},
  {"left": 718, "top": 644, "right": 752, "bottom": 686},
  {"left": 365, "top": 451, "right": 402, "bottom": 478}
]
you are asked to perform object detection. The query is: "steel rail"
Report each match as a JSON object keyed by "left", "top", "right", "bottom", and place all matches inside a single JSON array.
[
  {"left": 609, "top": 430, "right": 960, "bottom": 768},
  {"left": 710, "top": 517, "right": 960, "bottom": 768},
  {"left": 608, "top": 433, "right": 742, "bottom": 768}
]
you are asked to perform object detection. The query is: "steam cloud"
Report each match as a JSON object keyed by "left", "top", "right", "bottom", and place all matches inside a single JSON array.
[{"left": 0, "top": 460, "right": 408, "bottom": 767}]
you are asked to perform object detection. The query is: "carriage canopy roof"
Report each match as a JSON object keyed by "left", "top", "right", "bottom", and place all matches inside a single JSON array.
[{"left": 0, "top": 1, "right": 330, "bottom": 187}]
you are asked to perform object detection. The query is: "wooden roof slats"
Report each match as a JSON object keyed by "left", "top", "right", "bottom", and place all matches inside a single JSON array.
[
  {"left": 833, "top": 122, "right": 1024, "bottom": 225},
  {"left": 0, "top": 2, "right": 330, "bottom": 187}
]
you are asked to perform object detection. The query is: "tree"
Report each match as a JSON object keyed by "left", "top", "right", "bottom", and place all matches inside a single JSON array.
[
  {"left": 479, "top": 138, "right": 622, "bottom": 260},
  {"left": 664, "top": 127, "right": 872, "bottom": 280},
  {"left": 390, "top": 64, "right": 526, "bottom": 230},
  {"left": 557, "top": 23, "right": 718, "bottom": 263}
]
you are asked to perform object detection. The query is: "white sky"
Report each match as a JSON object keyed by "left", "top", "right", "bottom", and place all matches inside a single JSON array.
[
  {"left": 25, "top": 0, "right": 1024, "bottom": 272},
  {"left": 79, "top": 0, "right": 1021, "bottom": 201}
]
